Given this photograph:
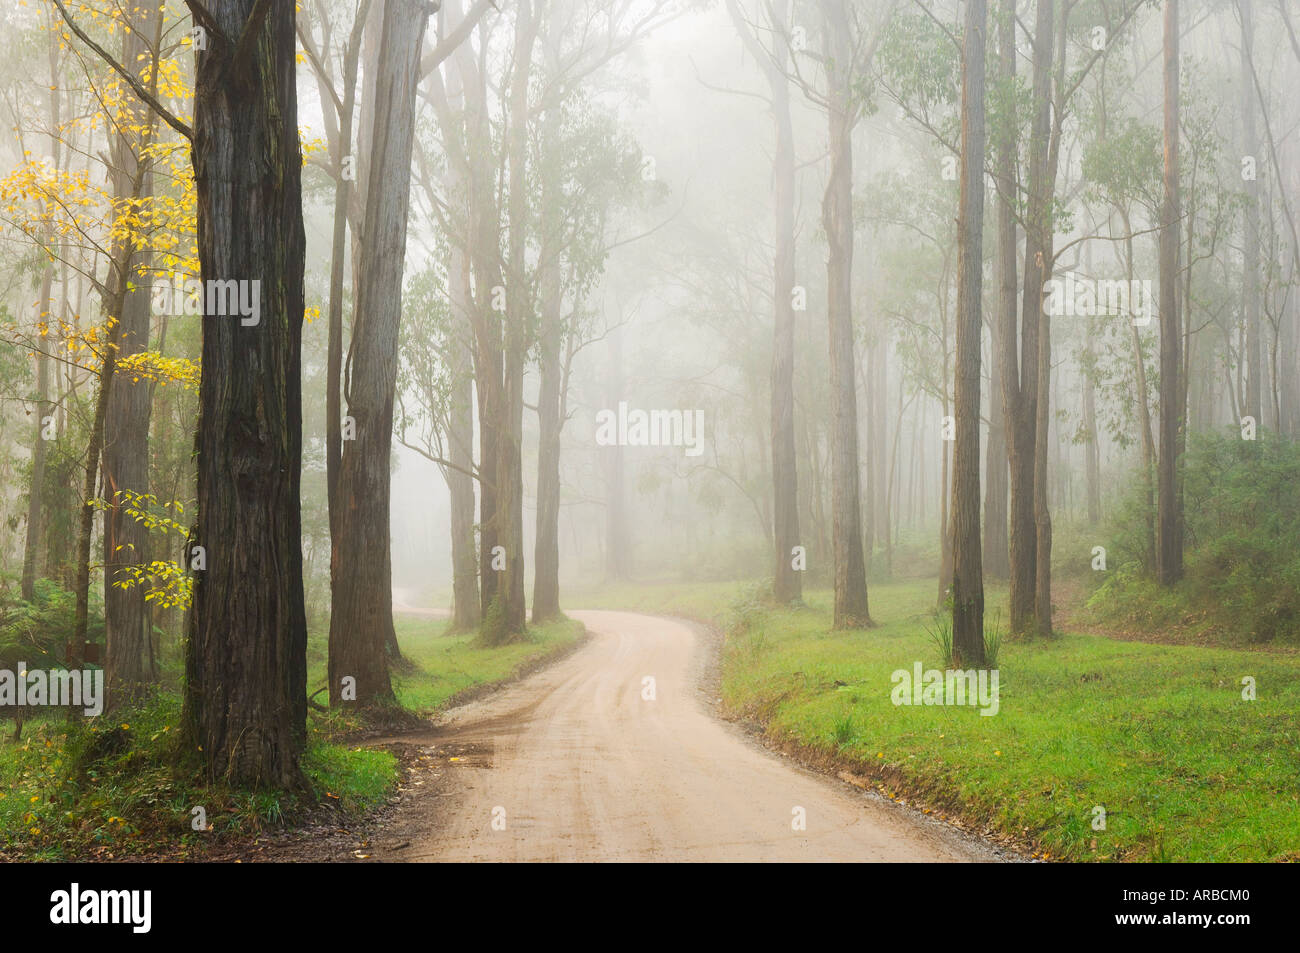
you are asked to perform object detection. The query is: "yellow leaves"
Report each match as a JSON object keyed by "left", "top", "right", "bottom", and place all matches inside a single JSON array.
[
  {"left": 299, "top": 130, "right": 327, "bottom": 161},
  {"left": 7, "top": 6, "right": 198, "bottom": 296},
  {"left": 93, "top": 491, "right": 195, "bottom": 609},
  {"left": 116, "top": 351, "right": 200, "bottom": 391}
]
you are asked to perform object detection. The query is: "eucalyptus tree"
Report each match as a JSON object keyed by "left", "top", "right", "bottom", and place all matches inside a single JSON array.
[
  {"left": 786, "top": 0, "right": 895, "bottom": 628},
  {"left": 950, "top": 0, "right": 987, "bottom": 665}
]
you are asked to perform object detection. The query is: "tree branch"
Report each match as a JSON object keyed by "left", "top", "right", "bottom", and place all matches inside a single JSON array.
[{"left": 51, "top": 0, "right": 193, "bottom": 142}]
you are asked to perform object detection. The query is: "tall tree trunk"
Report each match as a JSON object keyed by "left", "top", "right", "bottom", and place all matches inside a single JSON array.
[
  {"left": 459, "top": 34, "right": 506, "bottom": 625},
  {"left": 532, "top": 258, "right": 564, "bottom": 623},
  {"left": 770, "top": 28, "right": 801, "bottom": 604},
  {"left": 434, "top": 34, "right": 482, "bottom": 632},
  {"left": 328, "top": 0, "right": 430, "bottom": 705},
  {"left": 951, "top": 0, "right": 986, "bottom": 666},
  {"left": 481, "top": 0, "right": 537, "bottom": 644},
  {"left": 987, "top": 0, "right": 1016, "bottom": 583},
  {"left": 447, "top": 245, "right": 481, "bottom": 631},
  {"left": 1032, "top": 7, "right": 1069, "bottom": 637},
  {"left": 185, "top": 0, "right": 309, "bottom": 788},
  {"left": 1006, "top": 0, "right": 1052, "bottom": 637},
  {"left": 326, "top": 0, "right": 370, "bottom": 544},
  {"left": 103, "top": 3, "right": 163, "bottom": 708},
  {"left": 735, "top": 0, "right": 803, "bottom": 605},
  {"left": 1239, "top": 0, "right": 1262, "bottom": 428},
  {"left": 823, "top": 0, "right": 871, "bottom": 629},
  {"left": 1156, "top": 0, "right": 1183, "bottom": 586}
]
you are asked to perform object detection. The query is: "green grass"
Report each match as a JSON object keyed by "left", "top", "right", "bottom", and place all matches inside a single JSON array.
[
  {"left": 710, "top": 579, "right": 1300, "bottom": 862},
  {"left": 387, "top": 614, "right": 584, "bottom": 712},
  {"left": 0, "top": 614, "right": 583, "bottom": 859},
  {"left": 0, "top": 692, "right": 398, "bottom": 860}
]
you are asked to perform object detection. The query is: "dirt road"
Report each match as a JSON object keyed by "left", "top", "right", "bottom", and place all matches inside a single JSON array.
[{"left": 366, "top": 609, "right": 999, "bottom": 862}]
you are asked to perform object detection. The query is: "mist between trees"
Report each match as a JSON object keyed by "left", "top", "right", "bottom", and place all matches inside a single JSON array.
[{"left": 0, "top": 0, "right": 1296, "bottom": 792}]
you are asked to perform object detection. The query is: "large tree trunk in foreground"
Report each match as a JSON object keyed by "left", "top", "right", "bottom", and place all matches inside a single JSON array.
[
  {"left": 329, "top": 0, "right": 430, "bottom": 705},
  {"left": 1156, "top": 0, "right": 1183, "bottom": 586},
  {"left": 823, "top": 0, "right": 871, "bottom": 629},
  {"left": 185, "top": 0, "right": 309, "bottom": 788},
  {"left": 951, "top": 0, "right": 986, "bottom": 666}
]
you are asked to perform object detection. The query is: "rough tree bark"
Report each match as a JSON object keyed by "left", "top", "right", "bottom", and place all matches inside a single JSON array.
[{"left": 185, "top": 0, "right": 310, "bottom": 788}]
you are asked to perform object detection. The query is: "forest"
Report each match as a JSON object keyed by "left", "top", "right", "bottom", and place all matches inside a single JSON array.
[{"left": 0, "top": 0, "right": 1295, "bottom": 875}]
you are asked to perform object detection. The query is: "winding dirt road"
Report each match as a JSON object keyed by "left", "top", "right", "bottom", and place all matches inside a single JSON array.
[{"left": 365, "top": 609, "right": 999, "bottom": 862}]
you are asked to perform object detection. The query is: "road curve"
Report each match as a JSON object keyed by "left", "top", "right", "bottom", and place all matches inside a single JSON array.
[{"left": 392, "top": 609, "right": 993, "bottom": 862}]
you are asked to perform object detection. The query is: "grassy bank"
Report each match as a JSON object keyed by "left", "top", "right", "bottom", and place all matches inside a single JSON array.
[
  {"left": 389, "top": 613, "right": 584, "bottom": 712},
  {"left": 751, "top": 583, "right": 1300, "bottom": 861},
  {"left": 0, "top": 614, "right": 584, "bottom": 859}
]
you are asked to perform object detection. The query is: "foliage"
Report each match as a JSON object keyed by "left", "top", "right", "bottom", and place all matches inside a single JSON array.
[
  {"left": 0, "top": 577, "right": 102, "bottom": 670},
  {"left": 1091, "top": 430, "right": 1300, "bottom": 644},
  {"left": 89, "top": 491, "right": 193, "bottom": 611}
]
